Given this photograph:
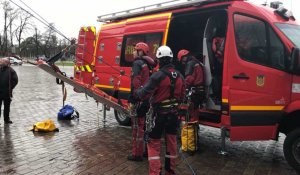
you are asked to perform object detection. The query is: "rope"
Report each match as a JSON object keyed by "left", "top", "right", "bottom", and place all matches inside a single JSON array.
[
  {"left": 9, "top": 0, "right": 131, "bottom": 78},
  {"left": 178, "top": 146, "right": 197, "bottom": 175},
  {"left": 62, "top": 82, "right": 67, "bottom": 107},
  {"left": 177, "top": 89, "right": 197, "bottom": 175}
]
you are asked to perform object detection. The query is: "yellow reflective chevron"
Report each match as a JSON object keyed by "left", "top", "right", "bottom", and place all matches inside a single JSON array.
[
  {"left": 76, "top": 64, "right": 92, "bottom": 72},
  {"left": 75, "top": 65, "right": 80, "bottom": 71},
  {"left": 82, "top": 27, "right": 88, "bottom": 32},
  {"left": 80, "top": 65, "right": 85, "bottom": 71},
  {"left": 85, "top": 65, "right": 92, "bottom": 72},
  {"left": 90, "top": 26, "right": 96, "bottom": 34}
]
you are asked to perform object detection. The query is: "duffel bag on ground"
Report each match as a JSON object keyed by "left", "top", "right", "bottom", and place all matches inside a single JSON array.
[
  {"left": 57, "top": 104, "right": 79, "bottom": 120},
  {"left": 181, "top": 121, "right": 199, "bottom": 154},
  {"left": 30, "top": 119, "right": 59, "bottom": 132}
]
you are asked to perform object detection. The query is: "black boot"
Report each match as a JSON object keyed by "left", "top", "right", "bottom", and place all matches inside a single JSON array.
[
  {"left": 127, "top": 155, "right": 143, "bottom": 161},
  {"left": 4, "top": 120, "right": 13, "bottom": 124}
]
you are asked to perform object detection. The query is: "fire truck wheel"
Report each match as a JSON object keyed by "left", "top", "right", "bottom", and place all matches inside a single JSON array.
[
  {"left": 114, "top": 109, "right": 131, "bottom": 126},
  {"left": 283, "top": 128, "right": 300, "bottom": 173}
]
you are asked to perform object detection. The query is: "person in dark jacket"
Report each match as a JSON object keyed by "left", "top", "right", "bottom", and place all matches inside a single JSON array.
[
  {"left": 136, "top": 46, "right": 185, "bottom": 175},
  {"left": 211, "top": 36, "right": 225, "bottom": 102},
  {"left": 178, "top": 49, "right": 205, "bottom": 122},
  {"left": 0, "top": 58, "right": 18, "bottom": 124},
  {"left": 128, "top": 42, "right": 156, "bottom": 161}
]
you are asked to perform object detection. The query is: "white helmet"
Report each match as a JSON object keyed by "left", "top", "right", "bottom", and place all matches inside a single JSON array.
[{"left": 156, "top": 46, "right": 173, "bottom": 59}]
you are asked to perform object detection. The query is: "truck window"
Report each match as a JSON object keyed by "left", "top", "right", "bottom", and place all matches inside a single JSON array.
[
  {"left": 120, "top": 33, "right": 163, "bottom": 67},
  {"left": 269, "top": 26, "right": 287, "bottom": 70},
  {"left": 275, "top": 23, "right": 300, "bottom": 48},
  {"left": 234, "top": 14, "right": 267, "bottom": 65},
  {"left": 234, "top": 14, "right": 288, "bottom": 70}
]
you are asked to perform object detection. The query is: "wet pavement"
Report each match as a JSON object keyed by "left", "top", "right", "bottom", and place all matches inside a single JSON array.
[{"left": 0, "top": 64, "right": 298, "bottom": 175}]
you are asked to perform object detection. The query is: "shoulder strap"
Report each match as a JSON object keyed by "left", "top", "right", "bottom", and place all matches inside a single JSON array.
[
  {"left": 139, "top": 58, "right": 151, "bottom": 69},
  {"left": 160, "top": 68, "right": 178, "bottom": 98},
  {"left": 138, "top": 57, "right": 155, "bottom": 77},
  {"left": 192, "top": 58, "right": 205, "bottom": 77}
]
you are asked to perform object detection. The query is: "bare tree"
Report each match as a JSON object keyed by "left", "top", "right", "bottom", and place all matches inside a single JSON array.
[
  {"left": 8, "top": 8, "right": 18, "bottom": 47},
  {"left": 1, "top": 1, "right": 16, "bottom": 55},
  {"left": 33, "top": 27, "right": 41, "bottom": 57},
  {"left": 15, "top": 10, "right": 32, "bottom": 52},
  {"left": 42, "top": 23, "right": 58, "bottom": 57}
]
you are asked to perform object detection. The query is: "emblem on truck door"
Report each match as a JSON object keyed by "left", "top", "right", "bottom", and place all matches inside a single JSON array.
[{"left": 256, "top": 75, "right": 265, "bottom": 87}]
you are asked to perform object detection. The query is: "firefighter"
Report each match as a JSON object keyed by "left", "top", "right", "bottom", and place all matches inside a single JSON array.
[
  {"left": 135, "top": 46, "right": 185, "bottom": 175},
  {"left": 127, "top": 42, "right": 156, "bottom": 161},
  {"left": 212, "top": 35, "right": 225, "bottom": 102},
  {"left": 177, "top": 49, "right": 204, "bottom": 122}
]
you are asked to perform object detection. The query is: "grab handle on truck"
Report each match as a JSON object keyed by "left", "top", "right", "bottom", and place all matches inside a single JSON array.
[{"left": 232, "top": 73, "right": 249, "bottom": 80}]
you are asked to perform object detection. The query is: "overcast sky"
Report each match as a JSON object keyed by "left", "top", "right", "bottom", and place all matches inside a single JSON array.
[{"left": 6, "top": 0, "right": 300, "bottom": 39}]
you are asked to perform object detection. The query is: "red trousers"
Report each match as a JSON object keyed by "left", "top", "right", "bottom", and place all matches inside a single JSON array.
[
  {"left": 131, "top": 116, "right": 145, "bottom": 157},
  {"left": 148, "top": 135, "right": 177, "bottom": 175},
  {"left": 147, "top": 112, "right": 178, "bottom": 175}
]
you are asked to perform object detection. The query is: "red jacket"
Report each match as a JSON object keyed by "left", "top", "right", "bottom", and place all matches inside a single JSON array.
[
  {"left": 131, "top": 56, "right": 156, "bottom": 94},
  {"left": 185, "top": 57, "right": 204, "bottom": 88},
  {"left": 136, "top": 64, "right": 185, "bottom": 104}
]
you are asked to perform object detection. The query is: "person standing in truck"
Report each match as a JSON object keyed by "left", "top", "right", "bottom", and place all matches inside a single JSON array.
[
  {"left": 135, "top": 46, "right": 185, "bottom": 175},
  {"left": 127, "top": 42, "right": 156, "bottom": 161}
]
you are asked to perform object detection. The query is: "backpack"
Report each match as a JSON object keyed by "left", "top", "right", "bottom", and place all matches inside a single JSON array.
[
  {"left": 30, "top": 119, "right": 59, "bottom": 132},
  {"left": 57, "top": 105, "right": 79, "bottom": 120},
  {"left": 181, "top": 121, "right": 199, "bottom": 154}
]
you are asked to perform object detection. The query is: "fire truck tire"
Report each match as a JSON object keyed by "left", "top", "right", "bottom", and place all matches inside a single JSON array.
[
  {"left": 114, "top": 110, "right": 131, "bottom": 126},
  {"left": 283, "top": 128, "right": 300, "bottom": 173}
]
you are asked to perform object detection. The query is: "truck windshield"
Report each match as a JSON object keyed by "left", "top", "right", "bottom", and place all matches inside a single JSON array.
[{"left": 275, "top": 23, "right": 300, "bottom": 48}]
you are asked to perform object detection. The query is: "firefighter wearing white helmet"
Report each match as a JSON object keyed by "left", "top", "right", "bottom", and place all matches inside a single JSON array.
[
  {"left": 156, "top": 45, "right": 173, "bottom": 58},
  {"left": 135, "top": 45, "right": 185, "bottom": 175}
]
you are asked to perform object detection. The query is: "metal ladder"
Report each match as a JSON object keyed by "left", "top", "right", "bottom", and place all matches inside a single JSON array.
[
  {"left": 97, "top": 0, "right": 221, "bottom": 22},
  {"left": 76, "top": 28, "right": 87, "bottom": 81}
]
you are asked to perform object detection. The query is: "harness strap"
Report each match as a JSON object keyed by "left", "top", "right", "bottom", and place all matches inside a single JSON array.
[{"left": 160, "top": 69, "right": 178, "bottom": 99}]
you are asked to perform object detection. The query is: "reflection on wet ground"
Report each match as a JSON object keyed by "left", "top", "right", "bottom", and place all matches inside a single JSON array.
[{"left": 0, "top": 64, "right": 297, "bottom": 174}]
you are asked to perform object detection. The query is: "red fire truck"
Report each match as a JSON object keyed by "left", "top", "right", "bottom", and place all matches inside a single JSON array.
[{"left": 57, "top": 0, "right": 300, "bottom": 172}]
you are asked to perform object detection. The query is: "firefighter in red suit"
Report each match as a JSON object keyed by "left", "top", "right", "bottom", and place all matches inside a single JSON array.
[
  {"left": 178, "top": 49, "right": 204, "bottom": 122},
  {"left": 128, "top": 42, "right": 156, "bottom": 161},
  {"left": 135, "top": 46, "right": 185, "bottom": 175}
]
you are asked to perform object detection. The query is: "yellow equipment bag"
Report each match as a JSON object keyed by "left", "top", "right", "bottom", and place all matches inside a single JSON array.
[
  {"left": 30, "top": 119, "right": 59, "bottom": 132},
  {"left": 181, "top": 121, "right": 198, "bottom": 153}
]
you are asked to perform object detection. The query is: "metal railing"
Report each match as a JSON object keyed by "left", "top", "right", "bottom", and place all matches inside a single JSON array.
[{"left": 97, "top": 0, "right": 218, "bottom": 22}]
